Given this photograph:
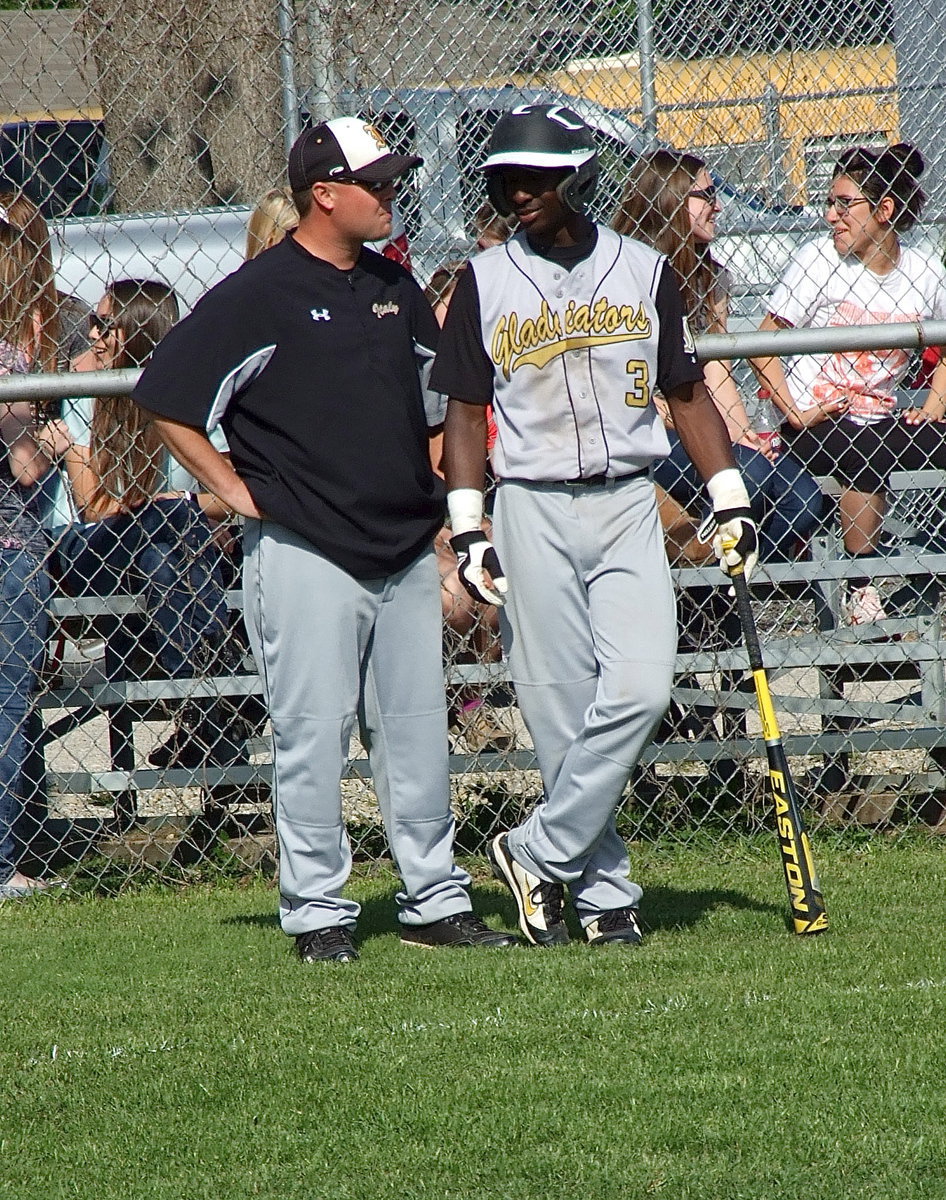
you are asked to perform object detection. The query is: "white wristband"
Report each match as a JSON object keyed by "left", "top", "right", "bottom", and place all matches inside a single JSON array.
[
  {"left": 447, "top": 487, "right": 485, "bottom": 536},
  {"left": 706, "top": 468, "right": 751, "bottom": 512}
]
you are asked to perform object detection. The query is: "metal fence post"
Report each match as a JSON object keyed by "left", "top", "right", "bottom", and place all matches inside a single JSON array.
[
  {"left": 277, "top": 0, "right": 301, "bottom": 154},
  {"left": 636, "top": 0, "right": 658, "bottom": 149}
]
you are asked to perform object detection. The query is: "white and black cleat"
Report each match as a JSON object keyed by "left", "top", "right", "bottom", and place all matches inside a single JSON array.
[
  {"left": 584, "top": 906, "right": 643, "bottom": 947},
  {"left": 488, "top": 833, "right": 569, "bottom": 946}
]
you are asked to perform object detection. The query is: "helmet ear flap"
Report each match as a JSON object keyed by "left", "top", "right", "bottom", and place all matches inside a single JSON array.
[
  {"left": 486, "top": 171, "right": 512, "bottom": 218},
  {"left": 555, "top": 155, "right": 600, "bottom": 214}
]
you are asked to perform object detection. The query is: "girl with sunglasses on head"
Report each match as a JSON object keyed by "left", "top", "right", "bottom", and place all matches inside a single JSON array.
[
  {"left": 753, "top": 143, "right": 946, "bottom": 624},
  {"left": 37, "top": 280, "right": 247, "bottom": 768},
  {"left": 613, "top": 150, "right": 824, "bottom": 568}
]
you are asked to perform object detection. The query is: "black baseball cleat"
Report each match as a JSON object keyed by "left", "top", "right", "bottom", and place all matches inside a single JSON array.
[
  {"left": 400, "top": 912, "right": 520, "bottom": 949},
  {"left": 584, "top": 906, "right": 643, "bottom": 947},
  {"left": 295, "top": 926, "right": 359, "bottom": 963},
  {"left": 488, "top": 832, "right": 570, "bottom": 946}
]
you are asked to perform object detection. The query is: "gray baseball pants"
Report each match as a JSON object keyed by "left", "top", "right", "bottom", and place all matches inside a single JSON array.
[
  {"left": 492, "top": 475, "right": 677, "bottom": 922},
  {"left": 242, "top": 519, "right": 472, "bottom": 936}
]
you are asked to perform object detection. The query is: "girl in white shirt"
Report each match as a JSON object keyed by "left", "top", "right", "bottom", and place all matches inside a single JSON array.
[{"left": 754, "top": 143, "right": 946, "bottom": 624}]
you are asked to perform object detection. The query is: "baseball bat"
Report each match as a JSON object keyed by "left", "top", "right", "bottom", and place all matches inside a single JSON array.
[{"left": 728, "top": 565, "right": 828, "bottom": 935}]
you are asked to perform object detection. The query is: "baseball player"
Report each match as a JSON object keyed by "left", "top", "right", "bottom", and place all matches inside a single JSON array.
[
  {"left": 431, "top": 104, "right": 758, "bottom": 947},
  {"left": 132, "top": 118, "right": 517, "bottom": 962}
]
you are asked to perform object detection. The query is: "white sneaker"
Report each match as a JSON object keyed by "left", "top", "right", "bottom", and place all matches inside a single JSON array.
[
  {"left": 843, "top": 584, "right": 887, "bottom": 626},
  {"left": 0, "top": 876, "right": 67, "bottom": 900}
]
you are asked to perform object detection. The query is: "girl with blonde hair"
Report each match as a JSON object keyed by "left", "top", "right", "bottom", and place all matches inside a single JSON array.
[
  {"left": 0, "top": 211, "right": 61, "bottom": 896},
  {"left": 245, "top": 188, "right": 299, "bottom": 260},
  {"left": 0, "top": 191, "right": 90, "bottom": 373}
]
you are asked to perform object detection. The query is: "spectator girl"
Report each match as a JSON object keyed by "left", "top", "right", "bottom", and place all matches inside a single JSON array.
[
  {"left": 753, "top": 143, "right": 946, "bottom": 623},
  {"left": 245, "top": 187, "right": 299, "bottom": 260},
  {"left": 245, "top": 186, "right": 413, "bottom": 268},
  {"left": 37, "top": 280, "right": 246, "bottom": 768},
  {"left": 613, "top": 150, "right": 823, "bottom": 564},
  {"left": 0, "top": 191, "right": 90, "bottom": 373},
  {"left": 471, "top": 201, "right": 517, "bottom": 252},
  {"left": 0, "top": 213, "right": 61, "bottom": 897}
]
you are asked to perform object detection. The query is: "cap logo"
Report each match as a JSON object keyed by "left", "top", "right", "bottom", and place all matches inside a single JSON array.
[{"left": 363, "top": 124, "right": 388, "bottom": 152}]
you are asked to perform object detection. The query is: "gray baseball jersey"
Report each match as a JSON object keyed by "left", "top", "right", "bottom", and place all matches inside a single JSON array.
[
  {"left": 432, "top": 226, "right": 702, "bottom": 481},
  {"left": 475, "top": 227, "right": 670, "bottom": 478}
]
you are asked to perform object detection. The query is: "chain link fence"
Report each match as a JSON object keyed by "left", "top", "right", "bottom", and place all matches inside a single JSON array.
[{"left": 2, "top": 0, "right": 946, "bottom": 892}]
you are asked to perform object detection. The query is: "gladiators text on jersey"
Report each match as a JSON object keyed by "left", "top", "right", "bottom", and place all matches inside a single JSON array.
[{"left": 490, "top": 298, "right": 653, "bottom": 378}]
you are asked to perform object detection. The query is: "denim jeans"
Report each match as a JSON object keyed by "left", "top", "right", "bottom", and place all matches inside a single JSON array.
[
  {"left": 654, "top": 432, "right": 825, "bottom": 562},
  {"left": 0, "top": 547, "right": 50, "bottom": 883},
  {"left": 54, "top": 497, "right": 229, "bottom": 678}
]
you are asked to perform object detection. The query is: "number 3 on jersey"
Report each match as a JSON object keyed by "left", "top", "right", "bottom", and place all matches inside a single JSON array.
[{"left": 625, "top": 360, "right": 650, "bottom": 407}]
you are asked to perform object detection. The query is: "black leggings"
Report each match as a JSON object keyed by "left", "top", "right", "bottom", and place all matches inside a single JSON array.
[{"left": 782, "top": 416, "right": 946, "bottom": 493}]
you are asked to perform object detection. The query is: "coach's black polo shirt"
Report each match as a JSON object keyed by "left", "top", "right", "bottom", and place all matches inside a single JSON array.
[{"left": 134, "top": 236, "right": 445, "bottom": 579}]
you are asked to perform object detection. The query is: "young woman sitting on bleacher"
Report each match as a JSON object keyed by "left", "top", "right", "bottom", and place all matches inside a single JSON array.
[
  {"left": 753, "top": 143, "right": 946, "bottom": 625},
  {"left": 613, "top": 150, "right": 825, "bottom": 568},
  {"left": 36, "top": 279, "right": 248, "bottom": 769}
]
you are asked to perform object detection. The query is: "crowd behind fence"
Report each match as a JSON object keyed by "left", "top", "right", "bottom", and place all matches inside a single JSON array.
[{"left": 2, "top": 0, "right": 946, "bottom": 892}]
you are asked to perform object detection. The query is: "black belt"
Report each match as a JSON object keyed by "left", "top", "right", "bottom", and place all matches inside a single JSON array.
[{"left": 502, "top": 468, "right": 650, "bottom": 489}]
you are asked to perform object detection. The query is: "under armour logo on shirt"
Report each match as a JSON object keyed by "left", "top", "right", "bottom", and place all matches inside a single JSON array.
[{"left": 310, "top": 308, "right": 331, "bottom": 322}]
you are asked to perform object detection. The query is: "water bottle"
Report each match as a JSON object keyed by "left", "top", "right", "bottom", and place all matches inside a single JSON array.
[{"left": 754, "top": 388, "right": 782, "bottom": 457}]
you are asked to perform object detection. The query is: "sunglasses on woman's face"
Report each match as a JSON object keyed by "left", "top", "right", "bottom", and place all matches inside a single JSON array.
[
  {"left": 89, "top": 314, "right": 116, "bottom": 338},
  {"left": 688, "top": 186, "right": 718, "bottom": 204}
]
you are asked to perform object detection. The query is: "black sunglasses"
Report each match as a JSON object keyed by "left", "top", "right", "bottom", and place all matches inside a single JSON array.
[
  {"left": 89, "top": 314, "right": 116, "bottom": 337},
  {"left": 688, "top": 186, "right": 718, "bottom": 204},
  {"left": 335, "top": 176, "right": 401, "bottom": 195}
]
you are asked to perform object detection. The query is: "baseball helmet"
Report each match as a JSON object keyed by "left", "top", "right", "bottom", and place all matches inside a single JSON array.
[{"left": 479, "top": 104, "right": 599, "bottom": 217}]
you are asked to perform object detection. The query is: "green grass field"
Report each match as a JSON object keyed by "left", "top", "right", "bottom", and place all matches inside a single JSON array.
[{"left": 4, "top": 838, "right": 946, "bottom": 1200}]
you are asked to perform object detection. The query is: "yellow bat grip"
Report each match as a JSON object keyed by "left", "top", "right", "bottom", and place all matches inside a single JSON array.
[{"left": 720, "top": 532, "right": 745, "bottom": 578}]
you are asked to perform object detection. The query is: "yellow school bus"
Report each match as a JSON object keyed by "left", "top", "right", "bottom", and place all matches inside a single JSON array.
[{"left": 521, "top": 45, "right": 899, "bottom": 205}]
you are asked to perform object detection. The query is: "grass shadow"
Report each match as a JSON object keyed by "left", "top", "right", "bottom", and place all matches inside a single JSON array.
[
  {"left": 224, "top": 911, "right": 281, "bottom": 930},
  {"left": 221, "top": 881, "right": 784, "bottom": 942},
  {"left": 223, "top": 883, "right": 783, "bottom": 941},
  {"left": 643, "top": 884, "right": 784, "bottom": 933}
]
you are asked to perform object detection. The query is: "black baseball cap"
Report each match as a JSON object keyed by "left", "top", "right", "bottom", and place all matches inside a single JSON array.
[{"left": 288, "top": 118, "right": 422, "bottom": 190}]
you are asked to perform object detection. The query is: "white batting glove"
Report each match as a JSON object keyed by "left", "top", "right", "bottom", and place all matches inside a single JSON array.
[
  {"left": 699, "top": 468, "right": 759, "bottom": 584},
  {"left": 447, "top": 487, "right": 508, "bottom": 607}
]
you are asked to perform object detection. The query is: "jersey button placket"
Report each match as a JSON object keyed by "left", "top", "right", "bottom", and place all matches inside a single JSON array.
[{"left": 564, "top": 280, "right": 606, "bottom": 477}]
